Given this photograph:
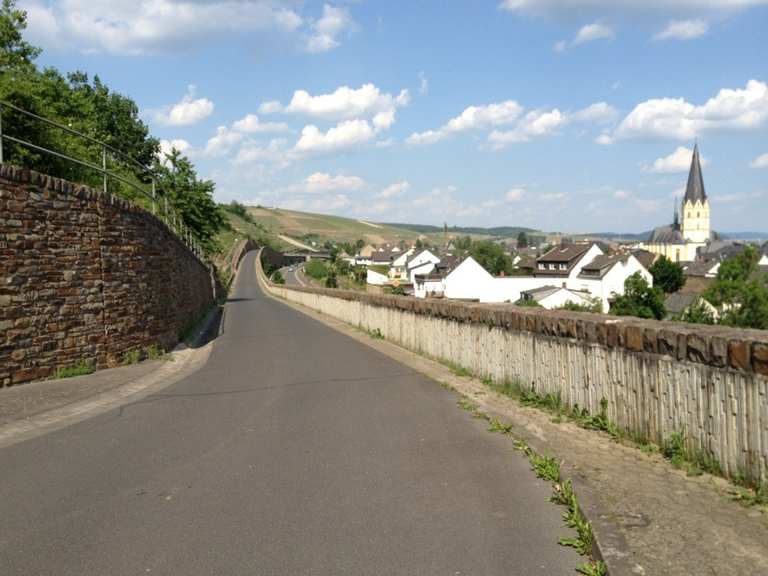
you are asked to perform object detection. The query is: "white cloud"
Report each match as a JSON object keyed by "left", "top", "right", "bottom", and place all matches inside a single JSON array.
[
  {"left": 573, "top": 22, "right": 614, "bottom": 45},
  {"left": 158, "top": 138, "right": 192, "bottom": 163},
  {"left": 305, "top": 4, "right": 354, "bottom": 53},
  {"left": 23, "top": 0, "right": 303, "bottom": 55},
  {"left": 303, "top": 172, "right": 367, "bottom": 192},
  {"left": 285, "top": 84, "right": 409, "bottom": 132},
  {"left": 595, "top": 133, "right": 614, "bottom": 145},
  {"left": 407, "top": 100, "right": 523, "bottom": 145},
  {"left": 258, "top": 100, "right": 283, "bottom": 114},
  {"left": 553, "top": 40, "right": 567, "bottom": 52},
  {"left": 410, "top": 100, "right": 616, "bottom": 148},
  {"left": 293, "top": 119, "right": 375, "bottom": 154},
  {"left": 154, "top": 85, "right": 214, "bottom": 126},
  {"left": 570, "top": 101, "right": 619, "bottom": 123},
  {"left": 231, "top": 114, "right": 289, "bottom": 133},
  {"left": 232, "top": 138, "right": 290, "bottom": 167},
  {"left": 645, "top": 146, "right": 709, "bottom": 173},
  {"left": 613, "top": 79, "right": 768, "bottom": 140},
  {"left": 418, "top": 71, "right": 429, "bottom": 95},
  {"left": 205, "top": 126, "right": 244, "bottom": 157},
  {"left": 488, "top": 102, "right": 615, "bottom": 148},
  {"left": 541, "top": 192, "right": 566, "bottom": 201},
  {"left": 378, "top": 181, "right": 411, "bottom": 198},
  {"left": 505, "top": 187, "right": 525, "bottom": 201},
  {"left": 750, "top": 152, "right": 768, "bottom": 168},
  {"left": 653, "top": 19, "right": 708, "bottom": 40},
  {"left": 489, "top": 109, "right": 566, "bottom": 147},
  {"left": 613, "top": 189, "right": 632, "bottom": 199},
  {"left": 498, "top": 0, "right": 768, "bottom": 17}
]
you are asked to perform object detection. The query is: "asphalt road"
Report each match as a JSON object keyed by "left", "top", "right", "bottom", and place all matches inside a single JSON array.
[
  {"left": 282, "top": 264, "right": 306, "bottom": 287},
  {"left": 0, "top": 251, "right": 578, "bottom": 575}
]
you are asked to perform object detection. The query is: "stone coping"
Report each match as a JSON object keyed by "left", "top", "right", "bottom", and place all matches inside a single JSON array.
[
  {"left": 0, "top": 163, "right": 206, "bottom": 269},
  {"left": 260, "top": 264, "right": 768, "bottom": 376}
]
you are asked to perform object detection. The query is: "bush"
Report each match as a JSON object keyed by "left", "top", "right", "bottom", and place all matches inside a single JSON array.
[
  {"left": 304, "top": 260, "right": 328, "bottom": 280},
  {"left": 272, "top": 270, "right": 285, "bottom": 284}
]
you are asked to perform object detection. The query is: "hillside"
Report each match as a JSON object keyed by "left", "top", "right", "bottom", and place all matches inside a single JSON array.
[
  {"left": 382, "top": 223, "right": 540, "bottom": 238},
  {"left": 245, "top": 207, "right": 425, "bottom": 246}
]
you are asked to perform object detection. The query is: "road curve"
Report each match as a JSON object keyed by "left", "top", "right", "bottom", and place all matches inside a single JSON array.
[{"left": 0, "top": 251, "right": 578, "bottom": 575}]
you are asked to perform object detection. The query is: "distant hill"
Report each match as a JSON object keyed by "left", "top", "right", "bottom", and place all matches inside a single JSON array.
[
  {"left": 381, "top": 223, "right": 540, "bottom": 237},
  {"left": 720, "top": 232, "right": 768, "bottom": 241}
]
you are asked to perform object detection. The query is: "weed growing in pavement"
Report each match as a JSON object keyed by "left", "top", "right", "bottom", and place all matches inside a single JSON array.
[
  {"left": 457, "top": 397, "right": 479, "bottom": 413},
  {"left": 53, "top": 360, "right": 95, "bottom": 379},
  {"left": 731, "top": 482, "right": 768, "bottom": 507},
  {"left": 367, "top": 328, "right": 384, "bottom": 340},
  {"left": 487, "top": 418, "right": 513, "bottom": 434},
  {"left": 122, "top": 349, "right": 141, "bottom": 365},
  {"left": 510, "top": 438, "right": 601, "bottom": 568},
  {"left": 146, "top": 344, "right": 164, "bottom": 360},
  {"left": 576, "top": 560, "right": 608, "bottom": 576}
]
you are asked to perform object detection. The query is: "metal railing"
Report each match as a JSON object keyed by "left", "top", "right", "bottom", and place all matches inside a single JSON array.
[{"left": 0, "top": 100, "right": 205, "bottom": 261}]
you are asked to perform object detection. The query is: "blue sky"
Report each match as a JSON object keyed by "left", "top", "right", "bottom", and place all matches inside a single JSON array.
[{"left": 21, "top": 0, "right": 768, "bottom": 233}]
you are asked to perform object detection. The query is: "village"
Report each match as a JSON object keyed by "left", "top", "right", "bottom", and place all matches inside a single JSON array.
[{"left": 267, "top": 145, "right": 768, "bottom": 324}]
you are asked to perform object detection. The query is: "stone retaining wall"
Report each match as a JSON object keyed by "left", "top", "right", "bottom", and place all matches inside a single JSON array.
[
  {"left": 0, "top": 164, "right": 217, "bottom": 385},
  {"left": 256, "top": 252, "right": 768, "bottom": 484}
]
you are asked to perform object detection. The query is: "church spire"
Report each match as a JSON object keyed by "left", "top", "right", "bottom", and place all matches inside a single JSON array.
[
  {"left": 673, "top": 198, "right": 679, "bottom": 229},
  {"left": 684, "top": 143, "right": 707, "bottom": 204}
]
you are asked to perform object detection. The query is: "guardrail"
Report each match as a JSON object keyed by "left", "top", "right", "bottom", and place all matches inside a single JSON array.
[{"left": 0, "top": 100, "right": 204, "bottom": 261}]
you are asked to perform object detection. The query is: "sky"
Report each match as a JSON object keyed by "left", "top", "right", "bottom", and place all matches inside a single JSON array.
[{"left": 20, "top": 0, "right": 768, "bottom": 233}]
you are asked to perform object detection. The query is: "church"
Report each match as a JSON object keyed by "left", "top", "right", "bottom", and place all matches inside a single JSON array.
[{"left": 640, "top": 144, "right": 717, "bottom": 262}]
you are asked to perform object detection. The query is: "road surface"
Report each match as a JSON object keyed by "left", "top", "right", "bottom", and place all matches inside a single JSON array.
[
  {"left": 0, "top": 251, "right": 578, "bottom": 575},
  {"left": 282, "top": 264, "right": 306, "bottom": 287}
]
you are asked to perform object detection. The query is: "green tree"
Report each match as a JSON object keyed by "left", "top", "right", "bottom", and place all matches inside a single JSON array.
[
  {"left": 610, "top": 272, "right": 666, "bottom": 320},
  {"left": 0, "top": 0, "right": 40, "bottom": 72},
  {"left": 649, "top": 256, "right": 685, "bottom": 294},
  {"left": 153, "top": 149, "right": 225, "bottom": 254},
  {"left": 271, "top": 270, "right": 285, "bottom": 285},
  {"left": 679, "top": 300, "right": 715, "bottom": 325},
  {"left": 324, "top": 268, "right": 338, "bottom": 288},
  {"left": 517, "top": 231, "right": 528, "bottom": 249},
  {"left": 469, "top": 240, "right": 515, "bottom": 276}
]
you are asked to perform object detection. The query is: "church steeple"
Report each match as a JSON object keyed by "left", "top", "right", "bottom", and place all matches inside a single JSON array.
[{"left": 684, "top": 143, "right": 707, "bottom": 204}]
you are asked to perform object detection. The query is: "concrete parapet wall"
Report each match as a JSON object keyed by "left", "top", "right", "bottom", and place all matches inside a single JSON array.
[
  {"left": 0, "top": 164, "right": 217, "bottom": 386},
  {"left": 256, "top": 252, "right": 768, "bottom": 484}
]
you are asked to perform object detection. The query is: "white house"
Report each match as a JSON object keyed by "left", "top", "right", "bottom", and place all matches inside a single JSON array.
[
  {"left": 389, "top": 248, "right": 416, "bottom": 280},
  {"left": 366, "top": 269, "right": 388, "bottom": 286},
  {"left": 574, "top": 253, "right": 652, "bottom": 312},
  {"left": 519, "top": 286, "right": 595, "bottom": 309},
  {"left": 416, "top": 244, "right": 653, "bottom": 313},
  {"left": 443, "top": 257, "right": 496, "bottom": 301},
  {"left": 406, "top": 249, "right": 441, "bottom": 284},
  {"left": 759, "top": 253, "right": 768, "bottom": 266}
]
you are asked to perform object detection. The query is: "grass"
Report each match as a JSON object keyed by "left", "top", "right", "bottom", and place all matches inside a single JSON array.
[
  {"left": 662, "top": 427, "right": 723, "bottom": 477},
  {"left": 53, "top": 360, "right": 95, "bottom": 379},
  {"left": 440, "top": 359, "right": 473, "bottom": 378},
  {"left": 483, "top": 375, "right": 622, "bottom": 442},
  {"left": 367, "top": 328, "right": 384, "bottom": 340},
  {"left": 122, "top": 349, "right": 141, "bottom": 365}
]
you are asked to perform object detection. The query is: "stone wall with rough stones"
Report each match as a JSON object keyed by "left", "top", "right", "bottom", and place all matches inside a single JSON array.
[
  {"left": 256, "top": 252, "right": 768, "bottom": 485},
  {"left": 0, "top": 164, "right": 217, "bottom": 386}
]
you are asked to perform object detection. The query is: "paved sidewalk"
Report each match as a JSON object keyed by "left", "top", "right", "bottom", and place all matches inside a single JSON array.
[
  {"left": 0, "top": 361, "right": 162, "bottom": 427},
  {"left": 279, "top": 295, "right": 768, "bottom": 576}
]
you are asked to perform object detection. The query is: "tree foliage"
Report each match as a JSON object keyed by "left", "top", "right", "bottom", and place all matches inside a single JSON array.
[
  {"left": 610, "top": 272, "right": 666, "bottom": 320},
  {"left": 517, "top": 231, "right": 528, "bottom": 248},
  {"left": 153, "top": 149, "right": 225, "bottom": 254},
  {"left": 0, "top": 1, "right": 225, "bottom": 254},
  {"left": 649, "top": 256, "right": 685, "bottom": 294},
  {"left": 679, "top": 300, "right": 715, "bottom": 325},
  {"left": 701, "top": 247, "right": 768, "bottom": 329}
]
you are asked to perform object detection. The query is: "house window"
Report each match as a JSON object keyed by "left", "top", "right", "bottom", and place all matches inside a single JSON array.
[
  {"left": 675, "top": 249, "right": 681, "bottom": 262},
  {"left": 559, "top": 264, "right": 567, "bottom": 270}
]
